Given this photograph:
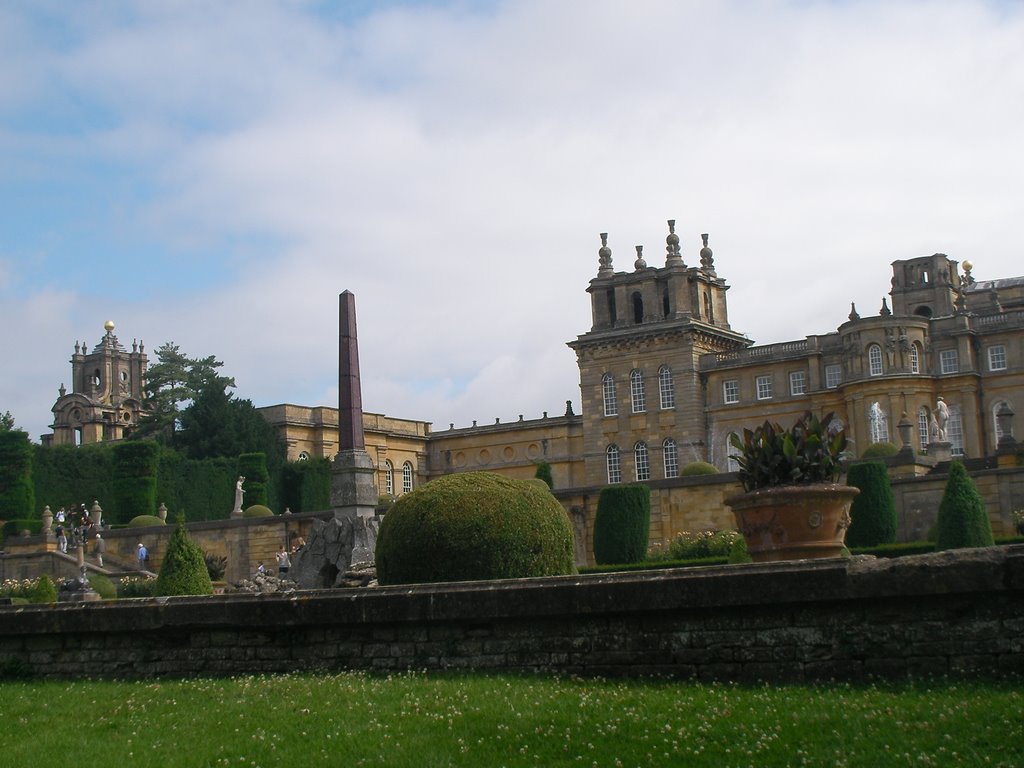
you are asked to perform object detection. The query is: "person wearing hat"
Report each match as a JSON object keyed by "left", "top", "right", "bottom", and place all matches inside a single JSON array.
[{"left": 137, "top": 542, "right": 148, "bottom": 569}]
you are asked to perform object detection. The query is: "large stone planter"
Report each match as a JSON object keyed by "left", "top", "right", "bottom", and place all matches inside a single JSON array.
[{"left": 725, "top": 484, "right": 859, "bottom": 562}]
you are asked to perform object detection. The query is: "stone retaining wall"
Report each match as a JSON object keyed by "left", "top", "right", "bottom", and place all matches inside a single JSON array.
[{"left": 2, "top": 546, "right": 1022, "bottom": 682}]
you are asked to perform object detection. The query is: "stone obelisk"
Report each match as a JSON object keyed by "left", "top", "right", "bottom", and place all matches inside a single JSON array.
[{"left": 330, "top": 290, "right": 377, "bottom": 519}]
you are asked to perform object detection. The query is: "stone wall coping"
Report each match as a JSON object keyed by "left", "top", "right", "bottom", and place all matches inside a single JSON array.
[{"left": 3, "top": 546, "right": 1021, "bottom": 638}]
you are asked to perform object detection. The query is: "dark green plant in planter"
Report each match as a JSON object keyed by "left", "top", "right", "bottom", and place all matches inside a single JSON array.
[
  {"left": 935, "top": 461, "right": 994, "bottom": 551},
  {"left": 729, "top": 411, "right": 847, "bottom": 492},
  {"left": 727, "top": 411, "right": 857, "bottom": 562}
]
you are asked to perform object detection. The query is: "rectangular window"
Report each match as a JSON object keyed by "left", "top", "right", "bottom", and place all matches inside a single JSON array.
[
  {"left": 789, "top": 370, "right": 806, "bottom": 396},
  {"left": 825, "top": 364, "right": 842, "bottom": 389},
  {"left": 940, "top": 349, "right": 959, "bottom": 374},
  {"left": 723, "top": 379, "right": 739, "bottom": 404},
  {"left": 756, "top": 375, "right": 773, "bottom": 401},
  {"left": 988, "top": 345, "right": 1007, "bottom": 371}
]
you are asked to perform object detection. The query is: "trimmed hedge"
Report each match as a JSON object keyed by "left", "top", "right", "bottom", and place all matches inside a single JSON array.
[
  {"left": 280, "top": 458, "right": 331, "bottom": 513},
  {"left": 680, "top": 461, "right": 719, "bottom": 476},
  {"left": 592, "top": 485, "right": 651, "bottom": 565},
  {"left": 243, "top": 504, "right": 273, "bottom": 518},
  {"left": 935, "top": 461, "right": 994, "bottom": 551},
  {"left": 534, "top": 461, "right": 554, "bottom": 489},
  {"left": 238, "top": 453, "right": 269, "bottom": 508},
  {"left": 153, "top": 516, "right": 213, "bottom": 597},
  {"left": 861, "top": 441, "right": 900, "bottom": 458},
  {"left": 0, "top": 430, "right": 35, "bottom": 519},
  {"left": 375, "top": 471, "right": 575, "bottom": 585},
  {"left": 111, "top": 440, "right": 160, "bottom": 524},
  {"left": 845, "top": 461, "right": 897, "bottom": 547}
]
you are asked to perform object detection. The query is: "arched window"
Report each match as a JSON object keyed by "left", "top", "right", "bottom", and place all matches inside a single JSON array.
[
  {"left": 658, "top": 365, "right": 674, "bottom": 409},
  {"left": 917, "top": 407, "right": 930, "bottom": 450},
  {"left": 402, "top": 461, "right": 413, "bottom": 493},
  {"left": 606, "top": 444, "right": 621, "bottom": 484},
  {"left": 869, "top": 402, "right": 889, "bottom": 443},
  {"left": 602, "top": 373, "right": 617, "bottom": 416},
  {"left": 384, "top": 460, "right": 394, "bottom": 496},
  {"left": 634, "top": 442, "right": 650, "bottom": 482},
  {"left": 910, "top": 343, "right": 920, "bottom": 374},
  {"left": 993, "top": 400, "right": 1013, "bottom": 448},
  {"left": 868, "top": 344, "right": 883, "bottom": 376},
  {"left": 663, "top": 438, "right": 679, "bottom": 479},
  {"left": 948, "top": 405, "right": 964, "bottom": 456},
  {"left": 727, "top": 432, "right": 741, "bottom": 472},
  {"left": 630, "top": 369, "right": 645, "bottom": 413}
]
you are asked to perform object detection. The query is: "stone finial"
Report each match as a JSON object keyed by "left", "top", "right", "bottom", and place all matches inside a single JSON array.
[
  {"left": 962, "top": 259, "right": 974, "bottom": 285},
  {"left": 665, "top": 220, "right": 683, "bottom": 266},
  {"left": 565, "top": 400, "right": 575, "bottom": 416},
  {"left": 634, "top": 245, "right": 647, "bottom": 271},
  {"left": 699, "top": 233, "right": 715, "bottom": 273},
  {"left": 849, "top": 302, "right": 860, "bottom": 321},
  {"left": 74, "top": 341, "right": 80, "bottom": 354},
  {"left": 597, "top": 233, "right": 614, "bottom": 277},
  {"left": 880, "top": 298, "right": 891, "bottom": 316},
  {"left": 132, "top": 339, "right": 138, "bottom": 352},
  {"left": 59, "top": 383, "right": 66, "bottom": 398}
]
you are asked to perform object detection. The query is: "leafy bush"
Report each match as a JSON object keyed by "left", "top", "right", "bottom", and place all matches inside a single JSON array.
[
  {"left": 29, "top": 575, "right": 57, "bottom": 604},
  {"left": 534, "top": 461, "right": 554, "bottom": 489},
  {"left": 935, "top": 461, "right": 994, "bottom": 551},
  {"left": 680, "top": 461, "right": 719, "bottom": 476},
  {"left": 375, "top": 471, "right": 575, "bottom": 585},
  {"left": 729, "top": 411, "right": 847, "bottom": 492},
  {"left": 845, "top": 462, "right": 897, "bottom": 547},
  {"left": 2, "top": 576, "right": 56, "bottom": 603},
  {"left": 728, "top": 535, "right": 753, "bottom": 564},
  {"left": 88, "top": 573, "right": 117, "bottom": 600},
  {"left": 153, "top": 516, "right": 213, "bottom": 596},
  {"left": 593, "top": 485, "right": 651, "bottom": 565},
  {"left": 128, "top": 515, "right": 166, "bottom": 527},
  {"left": 118, "top": 576, "right": 157, "bottom": 598},
  {"left": 660, "top": 529, "right": 742, "bottom": 560},
  {"left": 204, "top": 552, "right": 227, "bottom": 581},
  {"left": 0, "top": 430, "right": 35, "bottom": 519},
  {"left": 111, "top": 440, "right": 160, "bottom": 524},
  {"left": 238, "top": 453, "right": 269, "bottom": 508},
  {"left": 243, "top": 504, "right": 273, "bottom": 517},
  {"left": 861, "top": 441, "right": 899, "bottom": 458}
]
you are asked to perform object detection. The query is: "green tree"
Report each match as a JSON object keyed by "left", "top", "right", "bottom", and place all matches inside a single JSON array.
[
  {"left": 175, "top": 386, "right": 283, "bottom": 464},
  {"left": 846, "top": 461, "right": 897, "bottom": 547},
  {"left": 0, "top": 411, "right": 16, "bottom": 431},
  {"left": 0, "top": 430, "right": 35, "bottom": 519},
  {"left": 154, "top": 515, "right": 213, "bottom": 597},
  {"left": 592, "top": 485, "right": 651, "bottom": 565},
  {"left": 534, "top": 461, "right": 554, "bottom": 489},
  {"left": 134, "top": 343, "right": 235, "bottom": 444},
  {"left": 935, "top": 461, "right": 994, "bottom": 551}
]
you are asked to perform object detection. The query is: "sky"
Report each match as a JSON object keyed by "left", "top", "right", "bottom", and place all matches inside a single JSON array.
[{"left": 2, "top": 0, "right": 1023, "bottom": 443}]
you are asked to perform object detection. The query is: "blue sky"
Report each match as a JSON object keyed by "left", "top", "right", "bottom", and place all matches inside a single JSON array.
[{"left": 2, "top": 0, "right": 1023, "bottom": 443}]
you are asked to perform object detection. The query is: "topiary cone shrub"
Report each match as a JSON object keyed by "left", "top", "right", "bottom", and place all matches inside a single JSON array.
[
  {"left": 845, "top": 461, "right": 897, "bottom": 547},
  {"left": 592, "top": 484, "right": 651, "bottom": 565},
  {"left": 375, "top": 471, "right": 576, "bottom": 585},
  {"left": 935, "top": 461, "right": 994, "bottom": 551},
  {"left": 154, "top": 515, "right": 213, "bottom": 597}
]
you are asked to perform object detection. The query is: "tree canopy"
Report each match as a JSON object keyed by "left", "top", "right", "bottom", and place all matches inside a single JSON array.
[{"left": 0, "top": 411, "right": 16, "bottom": 432}]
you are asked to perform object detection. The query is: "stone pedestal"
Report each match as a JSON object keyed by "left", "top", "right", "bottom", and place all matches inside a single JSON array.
[
  {"left": 331, "top": 449, "right": 378, "bottom": 520},
  {"left": 927, "top": 441, "right": 952, "bottom": 462}
]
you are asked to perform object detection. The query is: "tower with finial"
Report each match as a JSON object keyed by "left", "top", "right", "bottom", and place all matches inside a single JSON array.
[{"left": 46, "top": 321, "right": 149, "bottom": 446}]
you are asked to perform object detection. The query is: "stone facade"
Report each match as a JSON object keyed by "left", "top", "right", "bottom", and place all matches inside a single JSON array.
[{"left": 2, "top": 547, "right": 1022, "bottom": 682}]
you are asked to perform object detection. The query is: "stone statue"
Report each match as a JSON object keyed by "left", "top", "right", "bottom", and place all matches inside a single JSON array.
[
  {"left": 935, "top": 397, "right": 949, "bottom": 442},
  {"left": 232, "top": 476, "right": 246, "bottom": 517}
]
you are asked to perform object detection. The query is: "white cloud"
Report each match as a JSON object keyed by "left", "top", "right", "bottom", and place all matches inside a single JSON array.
[{"left": 3, "top": 0, "right": 1024, "bottom": 445}]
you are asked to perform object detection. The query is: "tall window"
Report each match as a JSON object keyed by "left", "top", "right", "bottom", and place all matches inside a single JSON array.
[
  {"left": 910, "top": 343, "right": 920, "bottom": 374},
  {"left": 789, "top": 370, "right": 806, "bottom": 396},
  {"left": 658, "top": 365, "right": 675, "bottom": 409},
  {"left": 993, "top": 401, "right": 1011, "bottom": 447},
  {"left": 602, "top": 373, "right": 617, "bottom": 416},
  {"left": 988, "top": 345, "right": 1007, "bottom": 371},
  {"left": 606, "top": 444, "right": 621, "bottom": 484},
  {"left": 825, "top": 364, "right": 842, "bottom": 389},
  {"left": 402, "top": 461, "right": 413, "bottom": 493},
  {"left": 940, "top": 349, "right": 959, "bottom": 374},
  {"left": 663, "top": 438, "right": 679, "bottom": 479},
  {"left": 868, "top": 344, "right": 883, "bottom": 376},
  {"left": 869, "top": 401, "right": 889, "bottom": 443},
  {"left": 727, "top": 432, "right": 741, "bottom": 472},
  {"left": 723, "top": 379, "right": 739, "bottom": 404},
  {"left": 634, "top": 442, "right": 650, "bottom": 482},
  {"left": 384, "top": 460, "right": 394, "bottom": 495},
  {"left": 630, "top": 369, "right": 646, "bottom": 413},
  {"left": 917, "top": 407, "right": 930, "bottom": 450},
  {"left": 948, "top": 405, "right": 964, "bottom": 456},
  {"left": 756, "top": 375, "right": 773, "bottom": 401}
]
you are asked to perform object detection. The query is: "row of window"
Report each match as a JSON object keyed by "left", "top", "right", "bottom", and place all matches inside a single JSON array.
[
  {"left": 606, "top": 438, "right": 680, "bottom": 483},
  {"left": 382, "top": 460, "right": 414, "bottom": 495},
  {"left": 602, "top": 366, "right": 675, "bottom": 417}
]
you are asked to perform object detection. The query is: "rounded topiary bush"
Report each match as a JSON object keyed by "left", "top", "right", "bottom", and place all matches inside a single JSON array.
[
  {"left": 128, "top": 515, "right": 166, "bottom": 528},
  {"left": 375, "top": 471, "right": 576, "bottom": 586},
  {"left": 861, "top": 441, "right": 899, "bottom": 458},
  {"left": 243, "top": 504, "right": 274, "bottom": 518},
  {"left": 680, "top": 461, "right": 719, "bottom": 477}
]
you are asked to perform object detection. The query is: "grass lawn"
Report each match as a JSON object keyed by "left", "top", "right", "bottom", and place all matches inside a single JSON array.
[{"left": 1, "top": 672, "right": 1020, "bottom": 767}]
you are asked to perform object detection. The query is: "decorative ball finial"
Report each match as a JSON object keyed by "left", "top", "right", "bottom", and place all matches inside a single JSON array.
[
  {"left": 597, "top": 232, "right": 614, "bottom": 277},
  {"left": 104, "top": 320, "right": 115, "bottom": 334},
  {"left": 634, "top": 245, "right": 647, "bottom": 271},
  {"left": 665, "top": 219, "right": 683, "bottom": 265},
  {"left": 962, "top": 259, "right": 974, "bottom": 285},
  {"left": 699, "top": 233, "right": 715, "bottom": 273}
]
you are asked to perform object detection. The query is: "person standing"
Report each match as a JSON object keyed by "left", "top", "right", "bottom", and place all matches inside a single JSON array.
[
  {"left": 137, "top": 543, "right": 148, "bottom": 569},
  {"left": 57, "top": 526, "right": 68, "bottom": 554},
  {"left": 93, "top": 533, "right": 106, "bottom": 567},
  {"left": 277, "top": 549, "right": 291, "bottom": 577}
]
